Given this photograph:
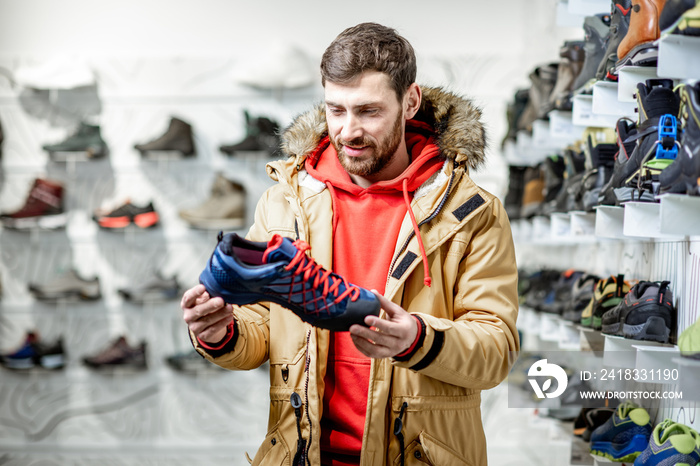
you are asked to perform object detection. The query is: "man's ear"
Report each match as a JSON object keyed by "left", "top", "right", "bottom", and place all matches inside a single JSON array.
[{"left": 404, "top": 83, "right": 422, "bottom": 120}]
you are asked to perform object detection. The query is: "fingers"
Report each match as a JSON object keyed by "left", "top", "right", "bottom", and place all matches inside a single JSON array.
[
  {"left": 181, "top": 284, "right": 207, "bottom": 308},
  {"left": 371, "top": 290, "right": 405, "bottom": 318},
  {"left": 350, "top": 332, "right": 395, "bottom": 359}
]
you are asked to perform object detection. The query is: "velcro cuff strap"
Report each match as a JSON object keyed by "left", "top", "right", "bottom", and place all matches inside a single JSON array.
[{"left": 409, "top": 328, "right": 445, "bottom": 371}]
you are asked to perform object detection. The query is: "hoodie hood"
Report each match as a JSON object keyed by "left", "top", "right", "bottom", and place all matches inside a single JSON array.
[{"left": 281, "top": 86, "right": 488, "bottom": 172}]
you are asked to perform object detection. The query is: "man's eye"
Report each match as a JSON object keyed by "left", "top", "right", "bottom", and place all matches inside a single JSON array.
[
  {"left": 362, "top": 109, "right": 378, "bottom": 115},
  {"left": 328, "top": 108, "right": 344, "bottom": 115}
]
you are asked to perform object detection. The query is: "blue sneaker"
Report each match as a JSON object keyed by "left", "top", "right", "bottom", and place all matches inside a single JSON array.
[
  {"left": 590, "top": 401, "right": 653, "bottom": 462},
  {"left": 0, "top": 332, "right": 66, "bottom": 370},
  {"left": 199, "top": 233, "right": 381, "bottom": 331},
  {"left": 634, "top": 419, "right": 700, "bottom": 466}
]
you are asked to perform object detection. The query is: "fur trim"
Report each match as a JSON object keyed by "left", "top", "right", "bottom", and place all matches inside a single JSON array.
[{"left": 280, "top": 86, "right": 487, "bottom": 171}]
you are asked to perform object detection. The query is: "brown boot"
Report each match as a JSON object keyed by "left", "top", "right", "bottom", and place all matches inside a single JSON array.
[
  {"left": 0, "top": 178, "right": 67, "bottom": 230},
  {"left": 616, "top": 0, "right": 666, "bottom": 67}
]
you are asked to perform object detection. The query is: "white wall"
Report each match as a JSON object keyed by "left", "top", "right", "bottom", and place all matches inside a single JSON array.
[{"left": 0, "top": 0, "right": 586, "bottom": 198}]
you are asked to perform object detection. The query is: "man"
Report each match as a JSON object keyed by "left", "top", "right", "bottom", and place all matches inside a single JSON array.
[{"left": 181, "top": 22, "right": 519, "bottom": 466}]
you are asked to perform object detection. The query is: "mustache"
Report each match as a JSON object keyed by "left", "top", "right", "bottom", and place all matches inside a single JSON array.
[{"left": 337, "top": 137, "right": 375, "bottom": 149}]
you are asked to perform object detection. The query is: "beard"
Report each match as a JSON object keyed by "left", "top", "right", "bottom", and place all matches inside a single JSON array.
[{"left": 331, "top": 111, "right": 404, "bottom": 177}]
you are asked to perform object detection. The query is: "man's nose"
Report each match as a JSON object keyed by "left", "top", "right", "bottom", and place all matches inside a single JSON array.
[{"left": 340, "top": 114, "right": 363, "bottom": 142}]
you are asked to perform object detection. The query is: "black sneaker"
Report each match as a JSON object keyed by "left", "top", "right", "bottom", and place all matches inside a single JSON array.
[
  {"left": 563, "top": 273, "right": 601, "bottom": 323},
  {"left": 660, "top": 82, "right": 700, "bottom": 195},
  {"left": 134, "top": 116, "right": 195, "bottom": 157},
  {"left": 581, "top": 136, "right": 618, "bottom": 211},
  {"left": 596, "top": 0, "right": 633, "bottom": 82},
  {"left": 601, "top": 281, "right": 675, "bottom": 343},
  {"left": 93, "top": 200, "right": 159, "bottom": 229},
  {"left": 0, "top": 332, "right": 66, "bottom": 370},
  {"left": 42, "top": 122, "right": 108, "bottom": 159},
  {"left": 599, "top": 80, "right": 680, "bottom": 205},
  {"left": 504, "top": 165, "right": 528, "bottom": 220}
]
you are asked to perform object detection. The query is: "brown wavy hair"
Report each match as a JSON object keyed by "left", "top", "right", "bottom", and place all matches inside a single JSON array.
[{"left": 320, "top": 22, "right": 417, "bottom": 100}]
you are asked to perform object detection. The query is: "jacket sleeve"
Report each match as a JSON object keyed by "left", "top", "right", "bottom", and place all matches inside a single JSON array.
[
  {"left": 391, "top": 198, "right": 520, "bottom": 389},
  {"left": 190, "top": 188, "right": 279, "bottom": 370}
]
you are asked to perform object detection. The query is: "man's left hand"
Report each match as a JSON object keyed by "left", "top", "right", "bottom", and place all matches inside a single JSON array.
[{"left": 349, "top": 290, "right": 418, "bottom": 359}]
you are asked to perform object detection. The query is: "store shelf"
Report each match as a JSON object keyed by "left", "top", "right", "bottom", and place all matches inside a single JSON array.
[
  {"left": 559, "top": 320, "right": 582, "bottom": 350},
  {"left": 573, "top": 94, "right": 620, "bottom": 128},
  {"left": 570, "top": 211, "right": 596, "bottom": 236},
  {"left": 622, "top": 201, "right": 683, "bottom": 239},
  {"left": 633, "top": 345, "right": 679, "bottom": 375},
  {"left": 580, "top": 327, "right": 606, "bottom": 353},
  {"left": 551, "top": 212, "right": 571, "bottom": 238},
  {"left": 674, "top": 357, "right": 700, "bottom": 401},
  {"left": 549, "top": 110, "right": 586, "bottom": 145},
  {"left": 594, "top": 205, "right": 625, "bottom": 239},
  {"left": 603, "top": 334, "right": 673, "bottom": 369},
  {"left": 658, "top": 35, "right": 700, "bottom": 80},
  {"left": 658, "top": 194, "right": 700, "bottom": 237},
  {"left": 540, "top": 313, "right": 563, "bottom": 342},
  {"left": 617, "top": 66, "right": 657, "bottom": 102},
  {"left": 592, "top": 81, "right": 637, "bottom": 118}
]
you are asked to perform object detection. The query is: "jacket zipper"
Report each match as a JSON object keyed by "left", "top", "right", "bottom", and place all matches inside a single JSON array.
[{"left": 387, "top": 171, "right": 456, "bottom": 283}]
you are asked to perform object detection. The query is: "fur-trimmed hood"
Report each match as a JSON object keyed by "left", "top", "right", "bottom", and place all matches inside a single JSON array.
[{"left": 280, "top": 86, "right": 488, "bottom": 171}]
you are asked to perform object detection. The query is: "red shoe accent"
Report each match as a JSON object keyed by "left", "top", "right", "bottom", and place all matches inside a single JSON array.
[
  {"left": 616, "top": 4, "right": 631, "bottom": 16},
  {"left": 134, "top": 211, "right": 159, "bottom": 228},
  {"left": 99, "top": 216, "right": 131, "bottom": 228}
]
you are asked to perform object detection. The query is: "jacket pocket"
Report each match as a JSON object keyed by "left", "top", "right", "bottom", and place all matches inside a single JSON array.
[
  {"left": 251, "top": 426, "right": 291, "bottom": 466},
  {"left": 392, "top": 439, "right": 432, "bottom": 466},
  {"left": 419, "top": 431, "right": 472, "bottom": 466},
  {"left": 268, "top": 304, "right": 307, "bottom": 365}
]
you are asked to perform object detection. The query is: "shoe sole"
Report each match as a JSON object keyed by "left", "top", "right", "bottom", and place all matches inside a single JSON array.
[
  {"left": 1, "top": 213, "right": 68, "bottom": 230},
  {"left": 622, "top": 316, "right": 671, "bottom": 343},
  {"left": 199, "top": 269, "right": 379, "bottom": 332},
  {"left": 613, "top": 186, "right": 656, "bottom": 204},
  {"left": 590, "top": 434, "right": 649, "bottom": 462}
]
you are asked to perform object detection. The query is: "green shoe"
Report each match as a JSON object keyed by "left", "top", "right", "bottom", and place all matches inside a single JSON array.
[
  {"left": 42, "top": 122, "right": 108, "bottom": 158},
  {"left": 679, "top": 317, "right": 700, "bottom": 359}
]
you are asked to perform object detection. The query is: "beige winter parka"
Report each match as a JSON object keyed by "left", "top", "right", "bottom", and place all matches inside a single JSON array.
[{"left": 193, "top": 87, "right": 520, "bottom": 466}]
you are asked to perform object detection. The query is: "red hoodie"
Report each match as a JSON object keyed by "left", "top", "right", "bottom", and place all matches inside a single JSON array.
[{"left": 305, "top": 120, "right": 444, "bottom": 466}]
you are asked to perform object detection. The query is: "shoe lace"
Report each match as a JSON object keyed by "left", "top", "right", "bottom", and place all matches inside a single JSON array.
[{"left": 284, "top": 240, "right": 360, "bottom": 306}]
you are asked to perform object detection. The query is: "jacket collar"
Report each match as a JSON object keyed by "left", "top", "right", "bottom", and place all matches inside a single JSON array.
[{"left": 281, "top": 86, "right": 487, "bottom": 173}]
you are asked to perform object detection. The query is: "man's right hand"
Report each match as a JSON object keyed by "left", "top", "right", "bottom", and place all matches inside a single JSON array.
[{"left": 181, "top": 284, "right": 234, "bottom": 344}]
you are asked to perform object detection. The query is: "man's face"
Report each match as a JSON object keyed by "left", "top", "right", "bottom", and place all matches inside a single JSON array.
[{"left": 325, "top": 71, "right": 406, "bottom": 177}]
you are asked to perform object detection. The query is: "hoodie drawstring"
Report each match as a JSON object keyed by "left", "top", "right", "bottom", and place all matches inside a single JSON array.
[
  {"left": 325, "top": 182, "right": 339, "bottom": 235},
  {"left": 403, "top": 179, "right": 432, "bottom": 287}
]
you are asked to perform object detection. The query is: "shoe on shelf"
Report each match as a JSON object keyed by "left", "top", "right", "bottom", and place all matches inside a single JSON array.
[
  {"left": 581, "top": 129, "right": 619, "bottom": 211},
  {"left": 580, "top": 274, "right": 630, "bottom": 329},
  {"left": 574, "top": 407, "right": 616, "bottom": 442},
  {"left": 599, "top": 79, "right": 680, "bottom": 205},
  {"left": 659, "top": 0, "right": 697, "bottom": 33},
  {"left": 590, "top": 401, "right": 653, "bottom": 462},
  {"left": 539, "top": 155, "right": 566, "bottom": 216},
  {"left": 615, "top": 0, "right": 666, "bottom": 69},
  {"left": 93, "top": 200, "right": 159, "bottom": 229},
  {"left": 219, "top": 110, "right": 281, "bottom": 157},
  {"left": 83, "top": 336, "right": 147, "bottom": 370},
  {"left": 520, "top": 164, "right": 545, "bottom": 219},
  {"left": 540, "top": 270, "right": 584, "bottom": 315},
  {"left": 134, "top": 116, "right": 195, "bottom": 157},
  {"left": 562, "top": 273, "right": 601, "bottom": 323},
  {"left": 28, "top": 269, "right": 101, "bottom": 302},
  {"left": 501, "top": 88, "right": 530, "bottom": 147},
  {"left": 0, "top": 331, "right": 66, "bottom": 370},
  {"left": 551, "top": 40, "right": 585, "bottom": 111},
  {"left": 573, "top": 13, "right": 612, "bottom": 92},
  {"left": 596, "top": 0, "right": 634, "bottom": 81},
  {"left": 633, "top": 419, "right": 700, "bottom": 465},
  {"left": 678, "top": 316, "right": 700, "bottom": 359},
  {"left": 178, "top": 173, "right": 246, "bottom": 230},
  {"left": 601, "top": 280, "right": 675, "bottom": 343},
  {"left": 199, "top": 233, "right": 380, "bottom": 331},
  {"left": 660, "top": 82, "right": 700, "bottom": 196},
  {"left": 673, "top": 0, "right": 700, "bottom": 35},
  {"left": 42, "top": 122, "right": 108, "bottom": 159},
  {"left": 0, "top": 178, "right": 67, "bottom": 230},
  {"left": 118, "top": 272, "right": 182, "bottom": 304}
]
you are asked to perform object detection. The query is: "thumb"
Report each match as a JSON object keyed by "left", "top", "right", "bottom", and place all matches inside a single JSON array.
[{"left": 371, "top": 290, "right": 404, "bottom": 319}]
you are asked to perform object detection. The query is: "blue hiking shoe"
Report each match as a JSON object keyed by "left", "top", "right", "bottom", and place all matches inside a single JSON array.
[
  {"left": 199, "top": 233, "right": 381, "bottom": 332},
  {"left": 590, "top": 401, "right": 653, "bottom": 462},
  {"left": 634, "top": 419, "right": 700, "bottom": 466}
]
